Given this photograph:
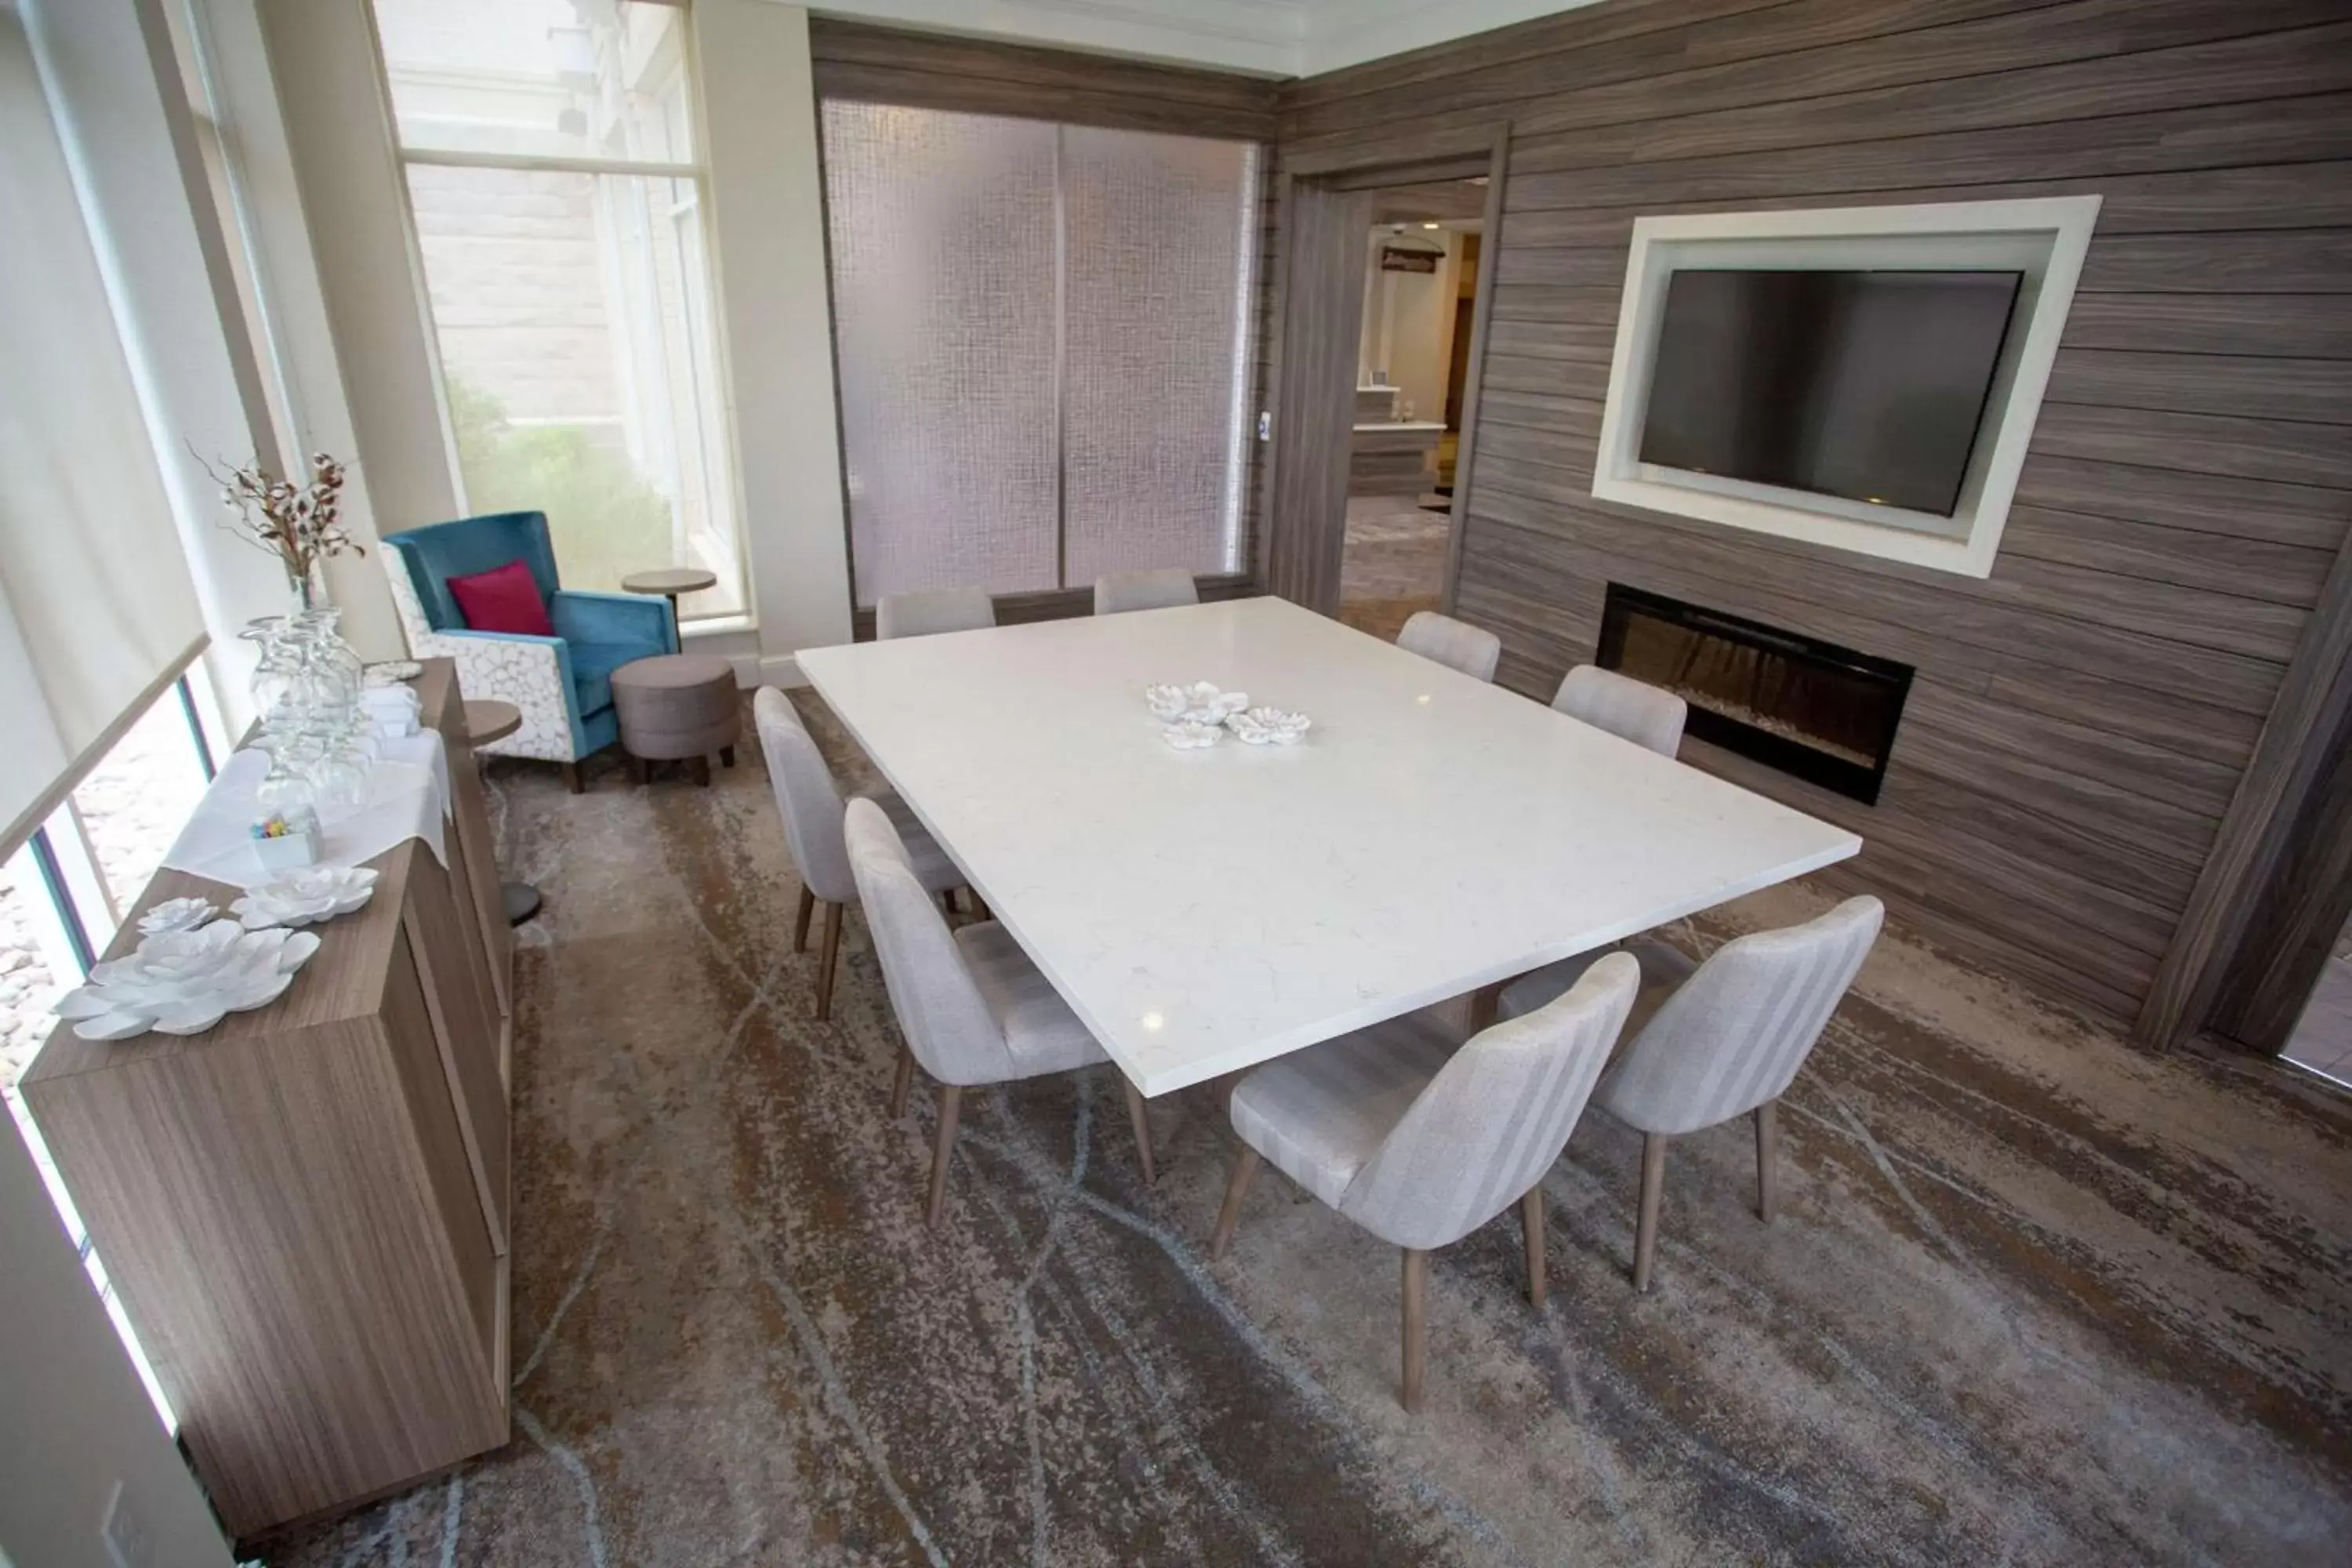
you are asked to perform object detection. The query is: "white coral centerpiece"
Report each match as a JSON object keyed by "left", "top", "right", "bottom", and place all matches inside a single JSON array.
[
  {"left": 1226, "top": 706, "right": 1312, "bottom": 746},
  {"left": 53, "top": 920, "right": 321, "bottom": 1040},
  {"left": 136, "top": 897, "right": 218, "bottom": 937},
  {"left": 1160, "top": 719, "right": 1227, "bottom": 750},
  {"left": 1145, "top": 681, "right": 1248, "bottom": 724},
  {"left": 234, "top": 866, "right": 379, "bottom": 930}
]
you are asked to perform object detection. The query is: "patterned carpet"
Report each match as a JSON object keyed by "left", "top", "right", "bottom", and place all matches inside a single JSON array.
[{"left": 257, "top": 688, "right": 2352, "bottom": 1566}]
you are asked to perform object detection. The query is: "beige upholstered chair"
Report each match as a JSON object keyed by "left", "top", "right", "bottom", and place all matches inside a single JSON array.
[
  {"left": 1552, "top": 665, "right": 1686, "bottom": 757},
  {"left": 846, "top": 798, "right": 1157, "bottom": 1225},
  {"left": 1093, "top": 568, "right": 1199, "bottom": 615},
  {"left": 1501, "top": 896, "right": 1884, "bottom": 1291},
  {"left": 1396, "top": 611, "right": 1501, "bottom": 683},
  {"left": 754, "top": 688, "right": 963, "bottom": 1020},
  {"left": 877, "top": 587, "right": 996, "bottom": 640},
  {"left": 1210, "top": 953, "right": 1638, "bottom": 1410}
]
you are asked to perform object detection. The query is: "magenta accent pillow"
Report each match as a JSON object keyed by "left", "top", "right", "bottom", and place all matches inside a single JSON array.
[{"left": 448, "top": 559, "right": 554, "bottom": 637}]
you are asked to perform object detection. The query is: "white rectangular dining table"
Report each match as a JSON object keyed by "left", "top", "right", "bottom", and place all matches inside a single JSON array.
[{"left": 797, "top": 596, "right": 1860, "bottom": 1097}]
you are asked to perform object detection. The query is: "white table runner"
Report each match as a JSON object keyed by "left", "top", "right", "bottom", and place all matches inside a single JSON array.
[{"left": 161, "top": 728, "right": 452, "bottom": 890}]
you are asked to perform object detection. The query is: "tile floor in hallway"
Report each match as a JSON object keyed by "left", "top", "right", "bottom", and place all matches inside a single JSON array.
[{"left": 1337, "top": 493, "right": 1452, "bottom": 644}]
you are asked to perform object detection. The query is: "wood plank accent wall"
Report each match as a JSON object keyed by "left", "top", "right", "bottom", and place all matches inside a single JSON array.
[
  {"left": 1261, "top": 180, "right": 1374, "bottom": 607},
  {"left": 806, "top": 19, "right": 1277, "bottom": 140},
  {"left": 805, "top": 20, "right": 1282, "bottom": 616},
  {"left": 1279, "top": 0, "right": 2352, "bottom": 1030}
]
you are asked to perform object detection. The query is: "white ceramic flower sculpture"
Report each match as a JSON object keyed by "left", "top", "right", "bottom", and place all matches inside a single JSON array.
[
  {"left": 1145, "top": 681, "right": 1247, "bottom": 724},
  {"left": 137, "top": 897, "right": 218, "bottom": 937},
  {"left": 1160, "top": 720, "right": 1227, "bottom": 750},
  {"left": 1226, "top": 706, "right": 1312, "bottom": 746},
  {"left": 233, "top": 865, "right": 379, "bottom": 930},
  {"left": 53, "top": 920, "right": 321, "bottom": 1040}
]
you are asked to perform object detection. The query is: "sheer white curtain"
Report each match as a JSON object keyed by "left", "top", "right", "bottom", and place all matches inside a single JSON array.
[{"left": 0, "top": 5, "right": 207, "bottom": 853}]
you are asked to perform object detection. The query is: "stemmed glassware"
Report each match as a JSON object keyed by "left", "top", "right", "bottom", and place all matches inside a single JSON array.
[{"left": 243, "top": 609, "right": 373, "bottom": 822}]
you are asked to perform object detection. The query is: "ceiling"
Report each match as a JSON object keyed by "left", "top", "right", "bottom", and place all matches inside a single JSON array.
[{"left": 808, "top": 0, "right": 1598, "bottom": 78}]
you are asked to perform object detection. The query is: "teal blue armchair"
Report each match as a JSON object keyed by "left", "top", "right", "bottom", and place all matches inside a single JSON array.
[{"left": 380, "top": 512, "right": 677, "bottom": 788}]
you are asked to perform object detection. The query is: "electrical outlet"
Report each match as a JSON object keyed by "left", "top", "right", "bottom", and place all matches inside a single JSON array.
[
  {"left": 1256, "top": 410, "right": 1271, "bottom": 441},
  {"left": 100, "top": 1481, "right": 154, "bottom": 1568}
]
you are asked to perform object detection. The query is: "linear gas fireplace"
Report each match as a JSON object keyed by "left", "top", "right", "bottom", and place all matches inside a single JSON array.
[{"left": 1597, "top": 583, "right": 1913, "bottom": 804}]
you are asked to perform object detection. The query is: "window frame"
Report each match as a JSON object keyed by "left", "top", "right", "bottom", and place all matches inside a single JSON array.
[
  {"left": 3, "top": 659, "right": 226, "bottom": 1435},
  {"left": 371, "top": 0, "right": 753, "bottom": 630}
]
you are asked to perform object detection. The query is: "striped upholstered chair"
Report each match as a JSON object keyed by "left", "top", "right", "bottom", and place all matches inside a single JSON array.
[
  {"left": 1500, "top": 896, "right": 1884, "bottom": 1292},
  {"left": 876, "top": 587, "right": 996, "bottom": 640},
  {"left": 845, "top": 798, "right": 1157, "bottom": 1226},
  {"left": 1093, "top": 568, "right": 1199, "bottom": 615},
  {"left": 753, "top": 688, "right": 965, "bottom": 1022},
  {"left": 1396, "top": 611, "right": 1501, "bottom": 682},
  {"left": 1552, "top": 664, "right": 1687, "bottom": 757},
  {"left": 1210, "top": 952, "right": 1638, "bottom": 1410}
]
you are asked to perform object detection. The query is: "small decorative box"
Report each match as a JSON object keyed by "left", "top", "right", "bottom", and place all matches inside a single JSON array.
[{"left": 251, "top": 815, "right": 325, "bottom": 873}]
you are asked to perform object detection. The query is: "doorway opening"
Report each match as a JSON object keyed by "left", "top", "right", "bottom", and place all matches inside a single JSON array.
[
  {"left": 2278, "top": 913, "right": 2352, "bottom": 1087},
  {"left": 1260, "top": 130, "right": 1507, "bottom": 624},
  {"left": 1339, "top": 183, "right": 1486, "bottom": 641}
]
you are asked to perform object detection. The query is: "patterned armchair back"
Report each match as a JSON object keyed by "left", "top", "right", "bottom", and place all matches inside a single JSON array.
[{"left": 381, "top": 512, "right": 562, "bottom": 633}]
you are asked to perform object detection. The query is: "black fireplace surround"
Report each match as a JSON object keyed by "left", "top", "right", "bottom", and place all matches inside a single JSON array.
[{"left": 1595, "top": 583, "right": 1913, "bottom": 804}]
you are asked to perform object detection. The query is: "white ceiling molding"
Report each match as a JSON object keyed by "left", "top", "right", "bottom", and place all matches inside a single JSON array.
[
  {"left": 803, "top": 0, "right": 1302, "bottom": 76},
  {"left": 802, "top": 0, "right": 1596, "bottom": 79},
  {"left": 1296, "top": 0, "right": 1600, "bottom": 76}
]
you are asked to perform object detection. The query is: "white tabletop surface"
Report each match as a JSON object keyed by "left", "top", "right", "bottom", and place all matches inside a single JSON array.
[{"left": 799, "top": 597, "right": 1860, "bottom": 1097}]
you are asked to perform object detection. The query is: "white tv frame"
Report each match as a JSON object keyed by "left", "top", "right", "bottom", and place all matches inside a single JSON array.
[{"left": 1589, "top": 197, "right": 2102, "bottom": 578}]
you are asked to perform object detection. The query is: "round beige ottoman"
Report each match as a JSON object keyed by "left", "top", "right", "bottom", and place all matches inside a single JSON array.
[{"left": 610, "top": 653, "right": 740, "bottom": 786}]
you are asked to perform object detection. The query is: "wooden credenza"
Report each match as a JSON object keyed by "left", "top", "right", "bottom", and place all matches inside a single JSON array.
[{"left": 20, "top": 660, "right": 514, "bottom": 1539}]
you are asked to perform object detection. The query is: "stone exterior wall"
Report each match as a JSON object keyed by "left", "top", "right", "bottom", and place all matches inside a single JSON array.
[{"left": 408, "top": 163, "right": 622, "bottom": 427}]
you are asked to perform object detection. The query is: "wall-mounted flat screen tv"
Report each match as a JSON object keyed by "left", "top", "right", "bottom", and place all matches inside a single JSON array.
[{"left": 1636, "top": 268, "right": 2023, "bottom": 517}]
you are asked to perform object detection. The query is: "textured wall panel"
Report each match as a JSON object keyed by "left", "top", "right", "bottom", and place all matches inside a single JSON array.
[{"left": 822, "top": 103, "right": 1060, "bottom": 604}]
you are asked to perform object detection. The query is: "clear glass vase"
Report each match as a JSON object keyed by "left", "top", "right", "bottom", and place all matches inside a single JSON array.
[{"left": 289, "top": 558, "right": 328, "bottom": 614}]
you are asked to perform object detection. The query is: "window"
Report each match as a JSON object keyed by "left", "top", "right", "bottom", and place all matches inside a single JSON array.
[
  {"left": 372, "top": 0, "right": 746, "bottom": 622},
  {"left": 2, "top": 669, "right": 226, "bottom": 1432},
  {"left": 820, "top": 103, "right": 1260, "bottom": 608}
]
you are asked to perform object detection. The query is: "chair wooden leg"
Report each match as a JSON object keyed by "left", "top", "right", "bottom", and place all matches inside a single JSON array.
[
  {"left": 793, "top": 886, "right": 815, "bottom": 953},
  {"left": 889, "top": 1044, "right": 915, "bottom": 1119},
  {"left": 1520, "top": 1187, "right": 1547, "bottom": 1308},
  {"left": 720, "top": 744, "right": 735, "bottom": 768},
  {"left": 971, "top": 893, "right": 991, "bottom": 920},
  {"left": 561, "top": 761, "right": 583, "bottom": 794},
  {"left": 1635, "top": 1133, "right": 1668, "bottom": 1294},
  {"left": 1400, "top": 1248, "right": 1429, "bottom": 1412},
  {"left": 939, "top": 889, "right": 958, "bottom": 916},
  {"left": 1755, "top": 1099, "right": 1780, "bottom": 1225},
  {"left": 1210, "top": 1146, "right": 1261, "bottom": 1261},
  {"left": 692, "top": 755, "right": 712, "bottom": 788},
  {"left": 1121, "top": 1077, "right": 1156, "bottom": 1186},
  {"left": 925, "top": 1085, "right": 964, "bottom": 1228},
  {"left": 1468, "top": 981, "right": 1505, "bottom": 1033},
  {"left": 814, "top": 901, "right": 844, "bottom": 1021}
]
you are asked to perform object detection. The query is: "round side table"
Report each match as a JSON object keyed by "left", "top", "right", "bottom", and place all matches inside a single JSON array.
[
  {"left": 621, "top": 568, "right": 718, "bottom": 641},
  {"left": 463, "top": 699, "right": 542, "bottom": 927}
]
